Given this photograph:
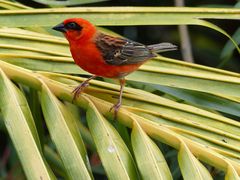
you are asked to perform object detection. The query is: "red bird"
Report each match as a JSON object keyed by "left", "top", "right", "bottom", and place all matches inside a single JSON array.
[{"left": 53, "top": 18, "right": 176, "bottom": 116}]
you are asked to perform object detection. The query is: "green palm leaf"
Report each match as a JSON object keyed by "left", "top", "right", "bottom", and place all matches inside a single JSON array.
[{"left": 0, "top": 1, "right": 240, "bottom": 179}]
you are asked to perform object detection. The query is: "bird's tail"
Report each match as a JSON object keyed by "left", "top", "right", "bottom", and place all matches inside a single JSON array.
[{"left": 147, "top": 43, "right": 177, "bottom": 53}]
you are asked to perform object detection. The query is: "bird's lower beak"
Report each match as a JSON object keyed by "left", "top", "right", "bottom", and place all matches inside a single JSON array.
[{"left": 52, "top": 23, "right": 66, "bottom": 33}]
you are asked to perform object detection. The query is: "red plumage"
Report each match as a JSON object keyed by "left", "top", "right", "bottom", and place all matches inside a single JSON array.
[{"left": 53, "top": 18, "right": 177, "bottom": 117}]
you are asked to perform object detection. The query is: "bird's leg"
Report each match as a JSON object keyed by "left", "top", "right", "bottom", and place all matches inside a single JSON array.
[
  {"left": 110, "top": 78, "right": 125, "bottom": 119},
  {"left": 72, "top": 75, "right": 97, "bottom": 102}
]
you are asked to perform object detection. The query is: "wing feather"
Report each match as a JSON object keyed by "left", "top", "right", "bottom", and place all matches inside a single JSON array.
[{"left": 95, "top": 33, "right": 155, "bottom": 65}]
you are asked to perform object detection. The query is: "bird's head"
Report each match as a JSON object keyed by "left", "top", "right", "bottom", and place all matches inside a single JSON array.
[{"left": 52, "top": 18, "right": 96, "bottom": 42}]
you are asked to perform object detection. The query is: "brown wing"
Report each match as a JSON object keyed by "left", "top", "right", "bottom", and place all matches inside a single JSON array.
[{"left": 95, "top": 33, "right": 156, "bottom": 66}]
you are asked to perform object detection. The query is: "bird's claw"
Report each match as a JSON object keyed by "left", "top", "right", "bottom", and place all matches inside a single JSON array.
[
  {"left": 109, "top": 102, "right": 121, "bottom": 120},
  {"left": 71, "top": 82, "right": 89, "bottom": 102}
]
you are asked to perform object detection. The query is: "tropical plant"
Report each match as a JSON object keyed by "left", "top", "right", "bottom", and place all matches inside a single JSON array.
[{"left": 0, "top": 0, "right": 240, "bottom": 179}]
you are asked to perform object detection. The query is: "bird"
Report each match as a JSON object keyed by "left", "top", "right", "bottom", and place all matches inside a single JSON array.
[{"left": 53, "top": 18, "right": 177, "bottom": 117}]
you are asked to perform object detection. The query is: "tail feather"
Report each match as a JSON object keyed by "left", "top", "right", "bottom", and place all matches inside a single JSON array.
[{"left": 147, "top": 43, "right": 177, "bottom": 53}]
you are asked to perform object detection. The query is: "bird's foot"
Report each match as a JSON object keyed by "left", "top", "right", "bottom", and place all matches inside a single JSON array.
[
  {"left": 72, "top": 81, "right": 89, "bottom": 102},
  {"left": 109, "top": 101, "right": 121, "bottom": 120}
]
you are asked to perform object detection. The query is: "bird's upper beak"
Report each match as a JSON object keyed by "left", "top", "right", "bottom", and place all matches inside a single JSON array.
[{"left": 52, "top": 23, "right": 66, "bottom": 33}]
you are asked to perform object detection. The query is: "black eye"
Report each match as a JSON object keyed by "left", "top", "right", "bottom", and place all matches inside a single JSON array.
[{"left": 65, "top": 22, "right": 82, "bottom": 31}]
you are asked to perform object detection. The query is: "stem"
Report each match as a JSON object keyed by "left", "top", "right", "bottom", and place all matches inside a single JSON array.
[{"left": 175, "top": 0, "right": 194, "bottom": 63}]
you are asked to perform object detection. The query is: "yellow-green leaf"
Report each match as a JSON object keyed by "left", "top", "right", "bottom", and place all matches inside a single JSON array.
[
  {"left": 131, "top": 121, "right": 172, "bottom": 180},
  {"left": 41, "top": 84, "right": 93, "bottom": 180},
  {"left": 86, "top": 99, "right": 139, "bottom": 180},
  {"left": 178, "top": 142, "right": 213, "bottom": 180},
  {"left": 0, "top": 69, "right": 55, "bottom": 180}
]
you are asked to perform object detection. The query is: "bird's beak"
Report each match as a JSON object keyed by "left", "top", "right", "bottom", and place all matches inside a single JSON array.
[{"left": 52, "top": 23, "right": 66, "bottom": 33}]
